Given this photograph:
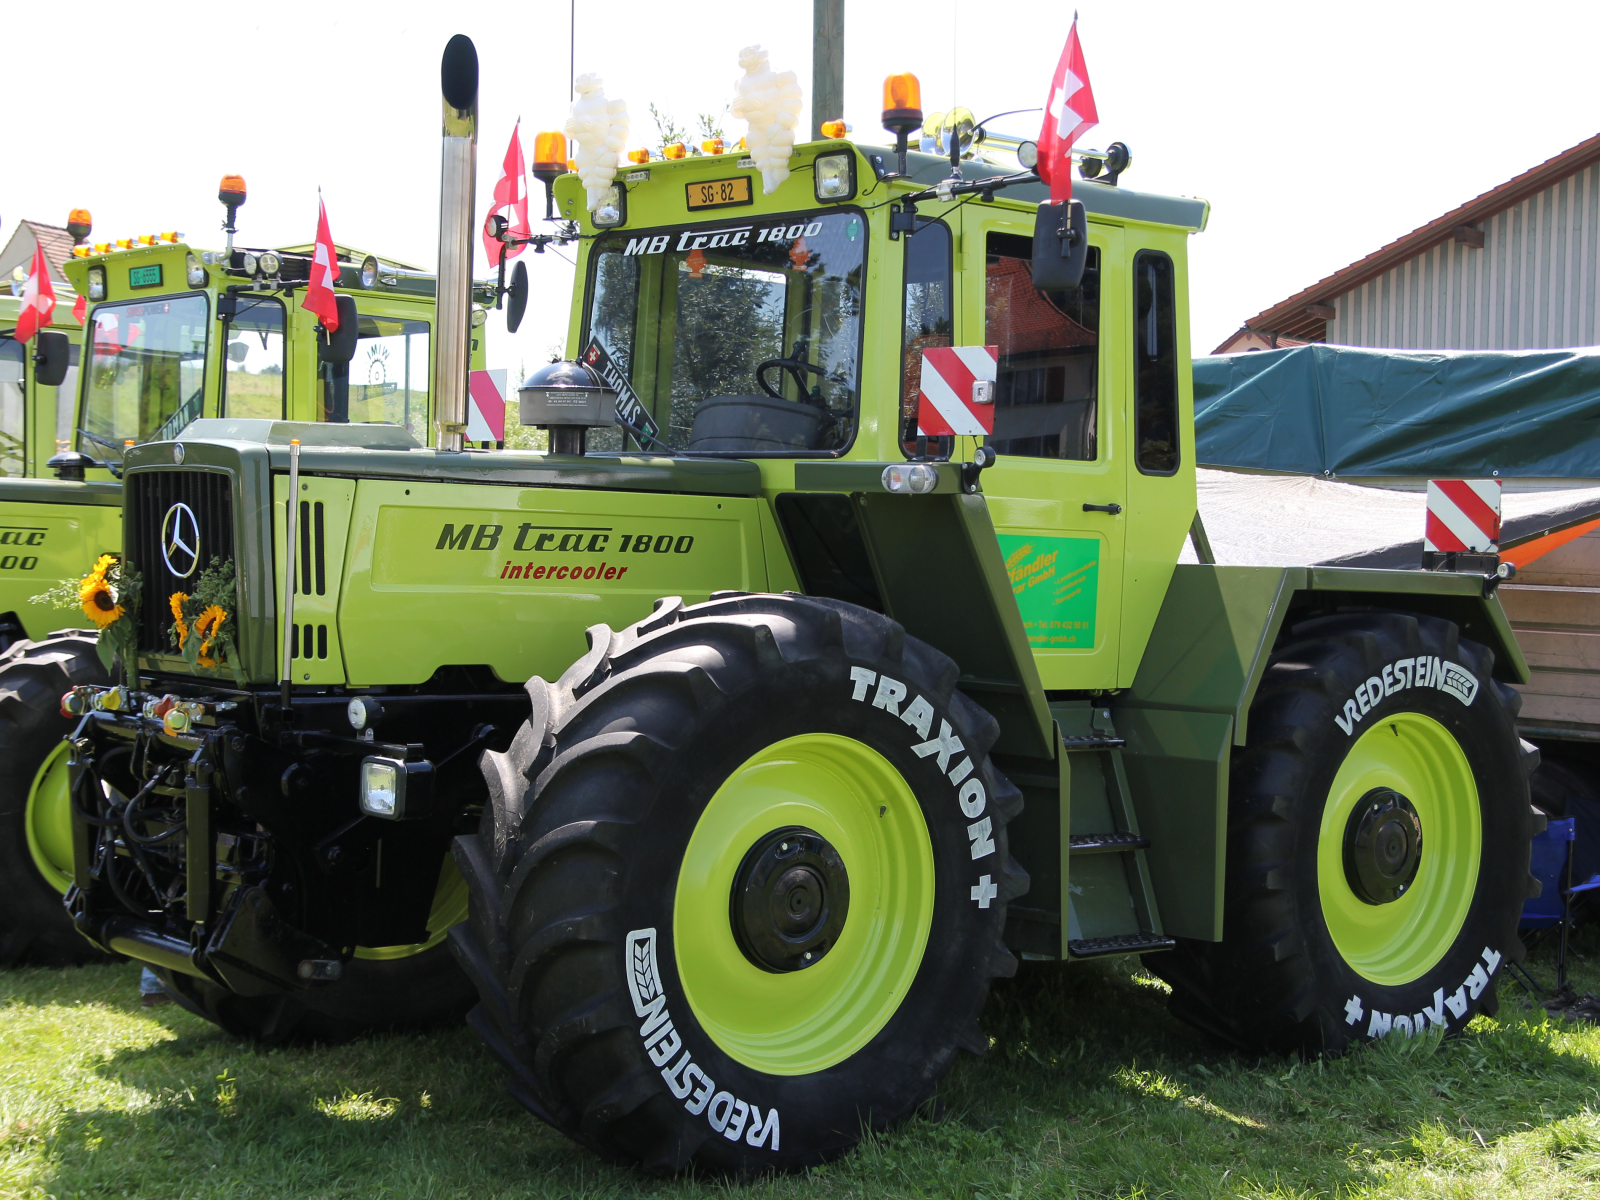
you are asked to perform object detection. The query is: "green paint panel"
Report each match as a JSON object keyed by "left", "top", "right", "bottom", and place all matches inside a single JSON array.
[
  {"left": 340, "top": 479, "right": 767, "bottom": 686},
  {"left": 0, "top": 498, "right": 123, "bottom": 639},
  {"left": 999, "top": 534, "right": 1099, "bottom": 650}
]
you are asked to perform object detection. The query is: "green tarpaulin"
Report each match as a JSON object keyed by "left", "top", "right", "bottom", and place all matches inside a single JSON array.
[{"left": 1193, "top": 344, "right": 1600, "bottom": 478}]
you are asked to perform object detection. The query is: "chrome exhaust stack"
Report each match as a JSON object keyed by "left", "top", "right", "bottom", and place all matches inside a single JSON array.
[{"left": 434, "top": 34, "right": 478, "bottom": 452}]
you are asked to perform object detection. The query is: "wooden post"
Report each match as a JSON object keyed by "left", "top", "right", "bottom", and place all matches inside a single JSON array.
[{"left": 812, "top": 0, "right": 844, "bottom": 141}]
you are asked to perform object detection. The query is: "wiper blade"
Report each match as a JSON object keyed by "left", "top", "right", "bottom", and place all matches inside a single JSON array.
[{"left": 74, "top": 428, "right": 125, "bottom": 479}]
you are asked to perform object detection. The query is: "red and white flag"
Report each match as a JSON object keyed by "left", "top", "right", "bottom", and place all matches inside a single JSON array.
[
  {"left": 482, "top": 122, "right": 531, "bottom": 267},
  {"left": 72, "top": 292, "right": 86, "bottom": 324},
  {"left": 301, "top": 195, "right": 341, "bottom": 332},
  {"left": 13, "top": 242, "right": 56, "bottom": 342},
  {"left": 1036, "top": 19, "right": 1099, "bottom": 204}
]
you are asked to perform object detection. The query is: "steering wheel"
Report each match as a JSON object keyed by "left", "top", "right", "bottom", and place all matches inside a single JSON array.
[{"left": 756, "top": 357, "right": 827, "bottom": 401}]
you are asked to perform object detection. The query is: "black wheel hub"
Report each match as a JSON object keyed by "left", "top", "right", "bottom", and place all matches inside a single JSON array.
[
  {"left": 730, "top": 826, "right": 849, "bottom": 972},
  {"left": 1343, "top": 788, "right": 1424, "bottom": 904}
]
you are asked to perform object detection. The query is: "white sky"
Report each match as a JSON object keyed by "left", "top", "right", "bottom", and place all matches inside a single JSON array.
[{"left": 8, "top": 0, "right": 1600, "bottom": 372}]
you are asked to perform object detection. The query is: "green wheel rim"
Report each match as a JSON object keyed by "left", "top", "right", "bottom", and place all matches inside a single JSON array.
[
  {"left": 25, "top": 741, "right": 76, "bottom": 895},
  {"left": 354, "top": 856, "right": 468, "bottom": 961},
  {"left": 674, "top": 734, "right": 935, "bottom": 1076},
  {"left": 1317, "top": 712, "right": 1481, "bottom": 986}
]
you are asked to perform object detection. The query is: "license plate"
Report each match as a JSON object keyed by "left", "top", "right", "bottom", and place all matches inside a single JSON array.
[
  {"left": 128, "top": 264, "right": 163, "bottom": 289},
  {"left": 685, "top": 176, "right": 753, "bottom": 210}
]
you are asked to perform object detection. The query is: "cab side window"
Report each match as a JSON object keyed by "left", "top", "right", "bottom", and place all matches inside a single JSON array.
[
  {"left": 222, "top": 297, "right": 286, "bottom": 420},
  {"left": 0, "top": 338, "right": 23, "bottom": 477},
  {"left": 985, "top": 233, "right": 1099, "bottom": 460},
  {"left": 1133, "top": 250, "right": 1179, "bottom": 474},
  {"left": 901, "top": 220, "right": 953, "bottom": 454},
  {"left": 324, "top": 315, "right": 430, "bottom": 443}
]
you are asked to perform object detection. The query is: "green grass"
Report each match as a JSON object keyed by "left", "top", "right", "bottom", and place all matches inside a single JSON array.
[{"left": 5, "top": 929, "right": 1600, "bottom": 1199}]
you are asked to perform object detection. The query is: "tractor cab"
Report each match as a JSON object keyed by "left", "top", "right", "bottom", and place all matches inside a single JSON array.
[{"left": 60, "top": 182, "right": 468, "bottom": 479}]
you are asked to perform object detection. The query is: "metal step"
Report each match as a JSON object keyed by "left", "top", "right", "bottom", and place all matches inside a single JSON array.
[
  {"left": 1069, "top": 832, "right": 1151, "bottom": 854},
  {"left": 1067, "top": 933, "right": 1177, "bottom": 958},
  {"left": 1060, "top": 733, "right": 1126, "bottom": 751}
]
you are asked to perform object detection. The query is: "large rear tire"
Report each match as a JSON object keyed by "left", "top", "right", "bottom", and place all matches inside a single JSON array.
[
  {"left": 1148, "top": 611, "right": 1541, "bottom": 1054},
  {"left": 451, "top": 593, "right": 1026, "bottom": 1173},
  {"left": 0, "top": 631, "right": 112, "bottom": 966}
]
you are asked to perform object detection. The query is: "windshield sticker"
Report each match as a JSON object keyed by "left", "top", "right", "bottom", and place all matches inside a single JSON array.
[
  {"left": 997, "top": 534, "right": 1099, "bottom": 650},
  {"left": 581, "top": 337, "right": 660, "bottom": 444},
  {"left": 620, "top": 221, "right": 826, "bottom": 258}
]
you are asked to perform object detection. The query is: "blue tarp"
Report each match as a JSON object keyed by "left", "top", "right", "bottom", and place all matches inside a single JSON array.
[{"left": 1193, "top": 344, "right": 1600, "bottom": 478}]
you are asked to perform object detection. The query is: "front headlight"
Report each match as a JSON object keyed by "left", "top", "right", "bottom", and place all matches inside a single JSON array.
[
  {"left": 814, "top": 152, "right": 856, "bottom": 202},
  {"left": 242, "top": 252, "right": 259, "bottom": 276},
  {"left": 359, "top": 755, "right": 435, "bottom": 820},
  {"left": 591, "top": 183, "right": 626, "bottom": 228},
  {"left": 87, "top": 266, "right": 106, "bottom": 300},
  {"left": 360, "top": 255, "right": 378, "bottom": 288},
  {"left": 186, "top": 253, "right": 207, "bottom": 287}
]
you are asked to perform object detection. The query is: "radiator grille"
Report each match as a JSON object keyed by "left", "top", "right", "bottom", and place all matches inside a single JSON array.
[{"left": 125, "top": 470, "right": 236, "bottom": 654}]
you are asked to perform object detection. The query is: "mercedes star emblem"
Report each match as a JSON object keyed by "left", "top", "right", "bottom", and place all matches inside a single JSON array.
[{"left": 161, "top": 502, "right": 201, "bottom": 579}]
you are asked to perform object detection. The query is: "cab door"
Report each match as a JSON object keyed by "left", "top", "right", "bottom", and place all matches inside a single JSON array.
[{"left": 958, "top": 213, "right": 1126, "bottom": 691}]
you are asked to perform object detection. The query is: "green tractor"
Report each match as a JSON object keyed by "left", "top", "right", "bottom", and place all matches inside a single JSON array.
[
  {"left": 0, "top": 195, "right": 477, "bottom": 965},
  {"left": 21, "top": 34, "right": 1541, "bottom": 1173}
]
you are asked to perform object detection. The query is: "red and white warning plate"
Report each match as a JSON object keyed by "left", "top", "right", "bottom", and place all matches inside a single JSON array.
[
  {"left": 1425, "top": 479, "right": 1501, "bottom": 553},
  {"left": 916, "top": 345, "right": 999, "bottom": 437}
]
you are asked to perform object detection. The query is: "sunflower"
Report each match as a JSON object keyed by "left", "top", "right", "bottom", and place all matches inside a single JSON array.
[
  {"left": 79, "top": 555, "right": 124, "bottom": 629},
  {"left": 169, "top": 592, "right": 190, "bottom": 647},
  {"left": 194, "top": 605, "right": 228, "bottom": 668}
]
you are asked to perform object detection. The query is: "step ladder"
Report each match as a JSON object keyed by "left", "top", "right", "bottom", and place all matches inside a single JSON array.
[{"left": 1058, "top": 707, "right": 1175, "bottom": 959}]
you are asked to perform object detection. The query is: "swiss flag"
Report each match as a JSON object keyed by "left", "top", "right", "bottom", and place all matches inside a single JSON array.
[
  {"left": 482, "top": 122, "right": 531, "bottom": 267},
  {"left": 301, "top": 195, "right": 342, "bottom": 332},
  {"left": 14, "top": 242, "right": 56, "bottom": 342},
  {"left": 1036, "top": 20, "right": 1099, "bottom": 204},
  {"left": 73, "top": 293, "right": 86, "bottom": 324}
]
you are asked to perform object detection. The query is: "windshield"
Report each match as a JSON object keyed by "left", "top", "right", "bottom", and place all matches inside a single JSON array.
[
  {"left": 584, "top": 210, "right": 866, "bottom": 454},
  {"left": 81, "top": 295, "right": 208, "bottom": 448}
]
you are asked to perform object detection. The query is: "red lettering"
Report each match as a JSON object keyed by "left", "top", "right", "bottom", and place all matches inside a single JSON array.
[
  {"left": 500, "top": 561, "right": 511, "bottom": 579},
  {"left": 532, "top": 566, "right": 546, "bottom": 579},
  {"left": 604, "top": 566, "right": 617, "bottom": 579},
  {"left": 617, "top": 566, "right": 628, "bottom": 579},
  {"left": 584, "top": 566, "right": 597, "bottom": 580},
  {"left": 506, "top": 565, "right": 523, "bottom": 579},
  {"left": 555, "top": 566, "right": 568, "bottom": 580}
]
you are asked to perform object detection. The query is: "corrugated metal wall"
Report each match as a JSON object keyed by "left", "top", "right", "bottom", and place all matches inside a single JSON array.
[{"left": 1326, "top": 163, "right": 1600, "bottom": 350}]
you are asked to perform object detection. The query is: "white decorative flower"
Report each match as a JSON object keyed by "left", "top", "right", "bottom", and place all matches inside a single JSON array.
[
  {"left": 565, "top": 73, "right": 630, "bottom": 211},
  {"left": 729, "top": 46, "right": 803, "bottom": 195}
]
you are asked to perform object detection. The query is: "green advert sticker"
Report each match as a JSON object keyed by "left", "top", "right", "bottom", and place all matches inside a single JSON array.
[{"left": 997, "top": 534, "right": 1098, "bottom": 649}]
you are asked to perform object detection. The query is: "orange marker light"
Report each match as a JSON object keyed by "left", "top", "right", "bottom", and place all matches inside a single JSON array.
[
  {"left": 218, "top": 174, "right": 247, "bottom": 207},
  {"left": 820, "top": 119, "right": 847, "bottom": 139},
  {"left": 702, "top": 138, "right": 724, "bottom": 155},
  {"left": 663, "top": 142, "right": 687, "bottom": 160},
  {"left": 115, "top": 238, "right": 134, "bottom": 250},
  {"left": 627, "top": 148, "right": 650, "bottom": 164},
  {"left": 531, "top": 130, "right": 568, "bottom": 184},
  {"left": 94, "top": 242, "right": 111, "bottom": 254},
  {"left": 566, "top": 158, "right": 577, "bottom": 172},
  {"left": 137, "top": 235, "right": 157, "bottom": 246},
  {"left": 161, "top": 232, "right": 180, "bottom": 243},
  {"left": 882, "top": 72, "right": 922, "bottom": 120},
  {"left": 72, "top": 246, "right": 90, "bottom": 258}
]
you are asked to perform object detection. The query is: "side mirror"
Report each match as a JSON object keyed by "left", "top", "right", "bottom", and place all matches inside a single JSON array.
[
  {"left": 317, "top": 294, "right": 360, "bottom": 364},
  {"left": 33, "top": 331, "right": 70, "bottom": 388},
  {"left": 1031, "top": 199, "right": 1088, "bottom": 292},
  {"left": 506, "top": 260, "right": 529, "bottom": 333}
]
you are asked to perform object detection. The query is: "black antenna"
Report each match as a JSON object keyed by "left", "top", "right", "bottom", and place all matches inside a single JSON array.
[{"left": 570, "top": 0, "right": 576, "bottom": 101}]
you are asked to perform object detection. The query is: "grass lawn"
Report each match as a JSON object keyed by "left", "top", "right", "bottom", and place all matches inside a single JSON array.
[{"left": 4, "top": 927, "right": 1600, "bottom": 1199}]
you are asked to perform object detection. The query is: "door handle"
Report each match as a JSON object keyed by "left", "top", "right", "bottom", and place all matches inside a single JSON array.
[{"left": 1083, "top": 502, "right": 1123, "bottom": 515}]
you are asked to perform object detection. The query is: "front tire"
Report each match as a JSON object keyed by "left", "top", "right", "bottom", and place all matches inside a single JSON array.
[
  {"left": 0, "top": 631, "right": 111, "bottom": 966},
  {"left": 1149, "top": 611, "right": 1542, "bottom": 1054},
  {"left": 451, "top": 593, "right": 1026, "bottom": 1173}
]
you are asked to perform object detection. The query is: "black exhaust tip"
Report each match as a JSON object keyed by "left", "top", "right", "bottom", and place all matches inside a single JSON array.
[{"left": 441, "top": 34, "right": 479, "bottom": 111}]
